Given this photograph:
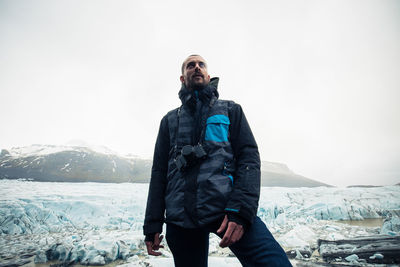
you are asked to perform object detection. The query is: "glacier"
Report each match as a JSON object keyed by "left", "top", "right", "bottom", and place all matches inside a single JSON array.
[{"left": 0, "top": 179, "right": 399, "bottom": 266}]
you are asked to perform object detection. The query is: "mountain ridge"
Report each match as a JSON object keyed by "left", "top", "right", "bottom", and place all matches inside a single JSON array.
[{"left": 0, "top": 144, "right": 331, "bottom": 187}]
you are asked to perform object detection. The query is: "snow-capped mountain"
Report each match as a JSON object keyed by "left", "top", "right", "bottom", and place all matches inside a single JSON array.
[
  {"left": 0, "top": 144, "right": 152, "bottom": 183},
  {"left": 0, "top": 144, "right": 329, "bottom": 186}
]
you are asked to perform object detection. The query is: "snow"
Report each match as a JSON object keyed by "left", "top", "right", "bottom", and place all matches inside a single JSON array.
[
  {"left": 7, "top": 145, "right": 74, "bottom": 157},
  {"left": 60, "top": 163, "right": 70, "bottom": 171},
  {"left": 5, "top": 144, "right": 119, "bottom": 158},
  {"left": 0, "top": 179, "right": 399, "bottom": 266},
  {"left": 3, "top": 144, "right": 152, "bottom": 162}
]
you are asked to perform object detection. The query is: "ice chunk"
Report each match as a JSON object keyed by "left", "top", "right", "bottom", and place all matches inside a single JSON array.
[
  {"left": 47, "top": 243, "right": 73, "bottom": 262},
  {"left": 326, "top": 232, "right": 345, "bottom": 241},
  {"left": 277, "top": 225, "right": 316, "bottom": 249},
  {"left": 345, "top": 254, "right": 359, "bottom": 262},
  {"left": 295, "top": 249, "right": 303, "bottom": 259},
  {"left": 93, "top": 239, "right": 119, "bottom": 261},
  {"left": 34, "top": 250, "right": 47, "bottom": 263},
  {"left": 90, "top": 255, "right": 106, "bottom": 265},
  {"left": 275, "top": 212, "right": 286, "bottom": 227},
  {"left": 81, "top": 250, "right": 105, "bottom": 265},
  {"left": 369, "top": 253, "right": 384, "bottom": 259},
  {"left": 381, "top": 215, "right": 400, "bottom": 234},
  {"left": 118, "top": 240, "right": 131, "bottom": 260}
]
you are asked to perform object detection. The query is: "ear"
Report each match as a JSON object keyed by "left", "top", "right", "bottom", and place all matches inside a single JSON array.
[{"left": 180, "top": 75, "right": 184, "bottom": 83}]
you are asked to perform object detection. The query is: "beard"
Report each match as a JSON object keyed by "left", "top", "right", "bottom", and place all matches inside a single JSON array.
[
  {"left": 186, "top": 76, "right": 209, "bottom": 91},
  {"left": 190, "top": 81, "right": 207, "bottom": 91}
]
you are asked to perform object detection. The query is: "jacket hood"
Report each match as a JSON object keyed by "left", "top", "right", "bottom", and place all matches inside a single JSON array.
[{"left": 178, "top": 77, "right": 220, "bottom": 110}]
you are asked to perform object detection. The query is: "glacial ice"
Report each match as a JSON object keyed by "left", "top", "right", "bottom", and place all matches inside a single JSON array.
[
  {"left": 0, "top": 179, "right": 399, "bottom": 266},
  {"left": 381, "top": 215, "right": 400, "bottom": 235}
]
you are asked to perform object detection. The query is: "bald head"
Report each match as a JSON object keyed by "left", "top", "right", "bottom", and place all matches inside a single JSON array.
[
  {"left": 181, "top": 55, "right": 208, "bottom": 74},
  {"left": 180, "top": 55, "right": 210, "bottom": 90}
]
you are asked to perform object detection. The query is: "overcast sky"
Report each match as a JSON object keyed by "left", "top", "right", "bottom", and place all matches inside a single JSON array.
[{"left": 1, "top": 0, "right": 399, "bottom": 187}]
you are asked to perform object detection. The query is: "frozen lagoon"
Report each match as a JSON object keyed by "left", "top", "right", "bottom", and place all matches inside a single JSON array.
[{"left": 0, "top": 179, "right": 399, "bottom": 266}]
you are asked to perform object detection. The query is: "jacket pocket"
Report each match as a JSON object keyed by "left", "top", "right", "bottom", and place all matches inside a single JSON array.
[
  {"left": 207, "top": 174, "right": 233, "bottom": 204},
  {"left": 222, "top": 161, "right": 235, "bottom": 185},
  {"left": 245, "top": 166, "right": 261, "bottom": 193},
  {"left": 205, "top": 114, "right": 230, "bottom": 142}
]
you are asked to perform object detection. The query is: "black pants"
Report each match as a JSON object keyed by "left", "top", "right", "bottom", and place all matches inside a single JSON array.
[{"left": 166, "top": 216, "right": 292, "bottom": 267}]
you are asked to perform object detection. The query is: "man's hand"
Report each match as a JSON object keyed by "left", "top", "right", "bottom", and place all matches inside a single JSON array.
[
  {"left": 145, "top": 233, "right": 164, "bottom": 256},
  {"left": 217, "top": 215, "right": 244, "bottom": 248}
]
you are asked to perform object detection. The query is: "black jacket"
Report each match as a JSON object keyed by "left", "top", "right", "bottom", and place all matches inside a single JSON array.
[{"left": 143, "top": 78, "right": 260, "bottom": 237}]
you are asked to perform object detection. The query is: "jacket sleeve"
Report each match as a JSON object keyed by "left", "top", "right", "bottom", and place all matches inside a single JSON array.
[
  {"left": 143, "top": 115, "right": 170, "bottom": 236},
  {"left": 225, "top": 103, "right": 261, "bottom": 225}
]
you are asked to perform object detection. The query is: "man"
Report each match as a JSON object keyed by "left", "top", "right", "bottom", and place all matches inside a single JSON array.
[{"left": 143, "top": 55, "right": 291, "bottom": 267}]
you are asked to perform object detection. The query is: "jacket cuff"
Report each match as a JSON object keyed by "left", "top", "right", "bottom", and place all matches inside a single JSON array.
[
  {"left": 224, "top": 206, "right": 255, "bottom": 226},
  {"left": 143, "top": 222, "right": 163, "bottom": 236},
  {"left": 226, "top": 212, "right": 250, "bottom": 230},
  {"left": 145, "top": 233, "right": 155, "bottom": 243}
]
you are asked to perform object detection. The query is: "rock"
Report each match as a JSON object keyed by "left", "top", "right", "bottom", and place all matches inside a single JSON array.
[
  {"left": 0, "top": 258, "right": 31, "bottom": 267},
  {"left": 319, "top": 235, "right": 400, "bottom": 264},
  {"left": 310, "top": 249, "right": 320, "bottom": 258},
  {"left": 286, "top": 250, "right": 297, "bottom": 259},
  {"left": 286, "top": 248, "right": 312, "bottom": 259},
  {"left": 0, "top": 145, "right": 152, "bottom": 183},
  {"left": 20, "top": 253, "right": 35, "bottom": 259}
]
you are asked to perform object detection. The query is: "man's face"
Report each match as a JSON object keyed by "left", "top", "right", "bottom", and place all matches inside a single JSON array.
[{"left": 180, "top": 56, "right": 210, "bottom": 90}]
